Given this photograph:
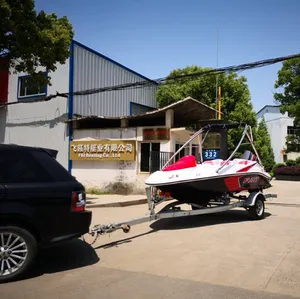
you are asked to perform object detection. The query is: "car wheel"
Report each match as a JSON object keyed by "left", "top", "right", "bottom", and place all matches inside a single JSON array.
[{"left": 0, "top": 226, "right": 38, "bottom": 283}]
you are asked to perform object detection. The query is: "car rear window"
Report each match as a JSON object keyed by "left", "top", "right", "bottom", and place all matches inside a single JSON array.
[
  {"left": 0, "top": 151, "right": 52, "bottom": 183},
  {"left": 31, "top": 150, "right": 75, "bottom": 182},
  {"left": 0, "top": 149, "right": 74, "bottom": 183}
]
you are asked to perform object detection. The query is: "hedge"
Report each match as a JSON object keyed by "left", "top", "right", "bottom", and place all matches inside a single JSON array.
[
  {"left": 272, "top": 163, "right": 286, "bottom": 173},
  {"left": 286, "top": 159, "right": 297, "bottom": 166},
  {"left": 274, "top": 166, "right": 300, "bottom": 176}
]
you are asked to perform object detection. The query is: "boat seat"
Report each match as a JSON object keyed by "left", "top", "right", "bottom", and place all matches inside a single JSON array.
[
  {"left": 162, "top": 155, "right": 197, "bottom": 171},
  {"left": 241, "top": 150, "right": 257, "bottom": 161}
]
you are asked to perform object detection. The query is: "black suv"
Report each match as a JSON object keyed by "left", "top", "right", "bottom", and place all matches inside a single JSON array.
[{"left": 0, "top": 144, "right": 92, "bottom": 283}]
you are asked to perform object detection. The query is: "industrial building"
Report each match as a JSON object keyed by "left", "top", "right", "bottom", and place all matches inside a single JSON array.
[
  {"left": 67, "top": 97, "right": 217, "bottom": 193},
  {"left": 0, "top": 40, "right": 158, "bottom": 171},
  {"left": 0, "top": 41, "right": 220, "bottom": 193}
]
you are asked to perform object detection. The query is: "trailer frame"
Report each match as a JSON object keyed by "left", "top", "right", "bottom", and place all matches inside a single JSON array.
[{"left": 86, "top": 187, "right": 277, "bottom": 244}]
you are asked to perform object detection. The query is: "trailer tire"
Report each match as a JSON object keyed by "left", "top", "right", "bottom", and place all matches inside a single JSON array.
[{"left": 248, "top": 197, "right": 265, "bottom": 220}]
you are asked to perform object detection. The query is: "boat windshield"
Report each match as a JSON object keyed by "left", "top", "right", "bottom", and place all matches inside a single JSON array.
[{"left": 162, "top": 122, "right": 263, "bottom": 173}]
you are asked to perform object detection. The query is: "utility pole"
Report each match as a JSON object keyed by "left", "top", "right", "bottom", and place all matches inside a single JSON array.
[
  {"left": 218, "top": 86, "right": 221, "bottom": 120},
  {"left": 215, "top": 26, "right": 219, "bottom": 119}
]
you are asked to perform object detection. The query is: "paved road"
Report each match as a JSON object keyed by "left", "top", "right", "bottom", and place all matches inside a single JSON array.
[{"left": 1, "top": 181, "right": 300, "bottom": 298}]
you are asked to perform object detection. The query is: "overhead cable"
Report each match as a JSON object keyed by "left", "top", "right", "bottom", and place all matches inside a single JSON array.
[{"left": 1, "top": 52, "right": 299, "bottom": 108}]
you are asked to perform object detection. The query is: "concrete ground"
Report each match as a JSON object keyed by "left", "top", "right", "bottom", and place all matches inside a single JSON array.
[{"left": 1, "top": 180, "right": 300, "bottom": 299}]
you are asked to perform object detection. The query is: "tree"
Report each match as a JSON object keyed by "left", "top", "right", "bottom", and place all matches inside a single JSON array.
[
  {"left": 274, "top": 58, "right": 300, "bottom": 125},
  {"left": 255, "top": 118, "right": 275, "bottom": 172},
  {"left": 156, "top": 66, "right": 275, "bottom": 167},
  {"left": 156, "top": 66, "right": 257, "bottom": 153},
  {"left": 0, "top": 0, "right": 74, "bottom": 84}
]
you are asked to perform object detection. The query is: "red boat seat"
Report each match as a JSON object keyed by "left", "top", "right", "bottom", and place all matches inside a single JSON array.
[{"left": 162, "top": 155, "right": 197, "bottom": 171}]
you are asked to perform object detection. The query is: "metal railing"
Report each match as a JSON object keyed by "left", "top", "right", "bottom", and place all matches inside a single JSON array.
[{"left": 150, "top": 151, "right": 174, "bottom": 173}]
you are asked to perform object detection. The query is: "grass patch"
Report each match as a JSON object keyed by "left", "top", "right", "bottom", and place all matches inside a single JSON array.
[{"left": 85, "top": 186, "right": 111, "bottom": 195}]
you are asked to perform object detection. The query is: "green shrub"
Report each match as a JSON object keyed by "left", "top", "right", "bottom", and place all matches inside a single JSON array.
[
  {"left": 272, "top": 163, "right": 285, "bottom": 173},
  {"left": 295, "top": 157, "right": 300, "bottom": 165},
  {"left": 286, "top": 159, "right": 297, "bottom": 166},
  {"left": 85, "top": 186, "right": 110, "bottom": 195}
]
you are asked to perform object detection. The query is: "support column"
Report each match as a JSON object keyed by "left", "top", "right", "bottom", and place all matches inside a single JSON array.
[
  {"left": 121, "top": 118, "right": 129, "bottom": 128},
  {"left": 165, "top": 109, "right": 174, "bottom": 128},
  {"left": 165, "top": 109, "right": 174, "bottom": 153}
]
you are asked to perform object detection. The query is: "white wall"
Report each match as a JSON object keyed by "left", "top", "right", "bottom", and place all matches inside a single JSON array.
[
  {"left": 71, "top": 126, "right": 202, "bottom": 194},
  {"left": 287, "top": 152, "right": 300, "bottom": 161},
  {"left": 257, "top": 112, "right": 294, "bottom": 163},
  {"left": 256, "top": 106, "right": 288, "bottom": 122},
  {"left": 71, "top": 128, "right": 148, "bottom": 193},
  {"left": 1, "top": 61, "right": 70, "bottom": 168}
]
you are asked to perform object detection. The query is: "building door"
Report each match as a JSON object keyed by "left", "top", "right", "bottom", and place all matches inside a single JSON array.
[{"left": 140, "top": 142, "right": 160, "bottom": 173}]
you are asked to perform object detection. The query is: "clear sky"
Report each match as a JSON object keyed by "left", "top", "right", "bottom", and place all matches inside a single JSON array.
[{"left": 35, "top": 0, "right": 300, "bottom": 112}]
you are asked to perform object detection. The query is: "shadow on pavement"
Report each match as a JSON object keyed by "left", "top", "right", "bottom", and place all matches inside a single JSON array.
[
  {"left": 95, "top": 210, "right": 272, "bottom": 249},
  {"left": 94, "top": 230, "right": 158, "bottom": 249},
  {"left": 21, "top": 239, "right": 99, "bottom": 281},
  {"left": 150, "top": 210, "right": 272, "bottom": 231}
]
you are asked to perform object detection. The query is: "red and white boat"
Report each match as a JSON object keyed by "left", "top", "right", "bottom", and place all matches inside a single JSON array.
[
  {"left": 145, "top": 123, "right": 272, "bottom": 208},
  {"left": 88, "top": 123, "right": 276, "bottom": 238}
]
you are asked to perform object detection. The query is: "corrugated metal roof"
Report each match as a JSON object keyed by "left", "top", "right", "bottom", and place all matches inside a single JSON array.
[
  {"left": 66, "top": 97, "right": 219, "bottom": 128},
  {"left": 72, "top": 40, "right": 157, "bottom": 84},
  {"left": 72, "top": 42, "right": 157, "bottom": 117}
]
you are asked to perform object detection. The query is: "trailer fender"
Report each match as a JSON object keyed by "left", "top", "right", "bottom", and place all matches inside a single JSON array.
[{"left": 245, "top": 192, "right": 265, "bottom": 207}]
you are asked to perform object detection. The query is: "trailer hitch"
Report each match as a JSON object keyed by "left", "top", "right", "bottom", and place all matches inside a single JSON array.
[
  {"left": 82, "top": 224, "right": 131, "bottom": 245},
  {"left": 91, "top": 223, "right": 131, "bottom": 235}
]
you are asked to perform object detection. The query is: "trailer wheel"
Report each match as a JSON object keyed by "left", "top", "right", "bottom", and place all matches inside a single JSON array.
[{"left": 248, "top": 197, "right": 265, "bottom": 220}]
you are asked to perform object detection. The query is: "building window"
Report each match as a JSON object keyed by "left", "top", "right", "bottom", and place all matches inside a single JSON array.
[
  {"left": 287, "top": 126, "right": 300, "bottom": 136},
  {"left": 202, "top": 133, "right": 220, "bottom": 149},
  {"left": 140, "top": 142, "right": 160, "bottom": 172},
  {"left": 17, "top": 74, "right": 47, "bottom": 99},
  {"left": 286, "top": 126, "right": 300, "bottom": 152}
]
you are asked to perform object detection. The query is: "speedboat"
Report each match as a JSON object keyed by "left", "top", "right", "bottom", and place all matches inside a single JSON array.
[
  {"left": 87, "top": 123, "right": 274, "bottom": 240},
  {"left": 145, "top": 122, "right": 272, "bottom": 208}
]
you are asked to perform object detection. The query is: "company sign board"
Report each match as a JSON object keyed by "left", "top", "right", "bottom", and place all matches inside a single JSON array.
[
  {"left": 69, "top": 140, "right": 136, "bottom": 161},
  {"left": 143, "top": 128, "right": 170, "bottom": 141}
]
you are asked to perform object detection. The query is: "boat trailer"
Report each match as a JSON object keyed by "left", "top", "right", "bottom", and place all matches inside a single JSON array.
[{"left": 85, "top": 187, "right": 277, "bottom": 244}]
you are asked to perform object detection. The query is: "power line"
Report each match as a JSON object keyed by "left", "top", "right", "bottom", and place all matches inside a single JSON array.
[
  {"left": 1, "top": 52, "right": 300, "bottom": 108},
  {"left": 155, "top": 52, "right": 300, "bottom": 83}
]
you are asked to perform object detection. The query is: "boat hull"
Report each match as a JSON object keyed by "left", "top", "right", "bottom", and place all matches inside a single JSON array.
[{"left": 152, "top": 172, "right": 271, "bottom": 206}]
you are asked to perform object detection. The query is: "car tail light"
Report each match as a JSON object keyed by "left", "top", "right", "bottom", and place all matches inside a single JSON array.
[{"left": 71, "top": 191, "right": 86, "bottom": 212}]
